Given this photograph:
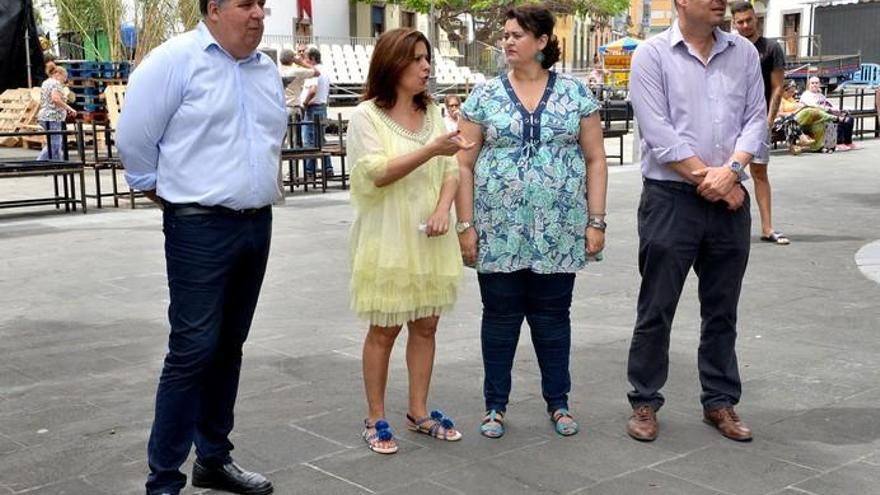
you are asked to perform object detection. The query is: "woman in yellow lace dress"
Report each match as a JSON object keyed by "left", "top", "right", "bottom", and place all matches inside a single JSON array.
[{"left": 348, "top": 28, "right": 474, "bottom": 454}]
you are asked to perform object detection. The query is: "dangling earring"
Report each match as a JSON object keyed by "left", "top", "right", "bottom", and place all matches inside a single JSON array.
[{"left": 535, "top": 51, "right": 545, "bottom": 63}]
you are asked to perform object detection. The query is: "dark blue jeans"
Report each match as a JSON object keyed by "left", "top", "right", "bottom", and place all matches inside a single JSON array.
[
  {"left": 478, "top": 270, "right": 576, "bottom": 414},
  {"left": 145, "top": 207, "right": 272, "bottom": 495},
  {"left": 303, "top": 104, "right": 332, "bottom": 176}
]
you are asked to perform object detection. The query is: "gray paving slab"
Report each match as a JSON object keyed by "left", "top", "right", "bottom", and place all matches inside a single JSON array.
[
  {"left": 794, "top": 461, "right": 880, "bottom": 495},
  {"left": 15, "top": 477, "right": 105, "bottom": 495},
  {"left": 653, "top": 445, "right": 820, "bottom": 495},
  {"left": 1, "top": 140, "right": 879, "bottom": 494},
  {"left": 576, "top": 468, "right": 727, "bottom": 495},
  {"left": 260, "top": 464, "right": 373, "bottom": 494}
]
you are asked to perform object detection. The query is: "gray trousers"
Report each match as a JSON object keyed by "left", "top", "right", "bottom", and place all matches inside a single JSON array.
[{"left": 627, "top": 178, "right": 751, "bottom": 411}]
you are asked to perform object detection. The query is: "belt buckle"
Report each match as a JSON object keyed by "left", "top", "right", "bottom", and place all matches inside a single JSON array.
[{"left": 234, "top": 207, "right": 261, "bottom": 215}]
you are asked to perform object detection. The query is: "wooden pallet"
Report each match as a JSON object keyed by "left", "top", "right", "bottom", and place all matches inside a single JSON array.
[
  {"left": 0, "top": 89, "right": 39, "bottom": 147},
  {"left": 103, "top": 85, "right": 126, "bottom": 130},
  {"left": 20, "top": 122, "right": 45, "bottom": 149}
]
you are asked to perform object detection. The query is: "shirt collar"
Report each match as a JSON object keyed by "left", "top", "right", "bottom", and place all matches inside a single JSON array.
[
  {"left": 669, "top": 20, "right": 736, "bottom": 55},
  {"left": 195, "top": 21, "right": 262, "bottom": 64}
]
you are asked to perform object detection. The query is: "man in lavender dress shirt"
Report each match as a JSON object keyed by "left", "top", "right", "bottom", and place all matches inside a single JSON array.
[{"left": 624, "top": 0, "right": 766, "bottom": 443}]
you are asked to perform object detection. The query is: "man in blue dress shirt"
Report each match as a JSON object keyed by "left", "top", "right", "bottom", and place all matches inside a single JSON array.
[
  {"left": 624, "top": 0, "right": 766, "bottom": 443},
  {"left": 117, "top": 0, "right": 287, "bottom": 492}
]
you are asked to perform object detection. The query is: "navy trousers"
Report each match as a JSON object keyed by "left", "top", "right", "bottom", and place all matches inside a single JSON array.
[
  {"left": 627, "top": 179, "right": 751, "bottom": 412},
  {"left": 145, "top": 207, "right": 272, "bottom": 495}
]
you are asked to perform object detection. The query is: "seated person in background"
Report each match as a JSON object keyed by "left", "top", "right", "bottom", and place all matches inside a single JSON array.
[
  {"left": 279, "top": 47, "right": 319, "bottom": 123},
  {"left": 443, "top": 95, "right": 461, "bottom": 131},
  {"left": 779, "top": 80, "right": 837, "bottom": 153},
  {"left": 588, "top": 54, "right": 604, "bottom": 86},
  {"left": 799, "top": 76, "right": 857, "bottom": 151}
]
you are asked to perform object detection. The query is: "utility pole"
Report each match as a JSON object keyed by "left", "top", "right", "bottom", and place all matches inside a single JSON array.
[
  {"left": 428, "top": 0, "right": 437, "bottom": 94},
  {"left": 24, "top": 0, "right": 34, "bottom": 88}
]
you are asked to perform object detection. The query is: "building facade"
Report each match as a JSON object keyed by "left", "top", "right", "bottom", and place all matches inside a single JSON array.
[
  {"left": 763, "top": 0, "right": 878, "bottom": 61},
  {"left": 555, "top": 14, "right": 594, "bottom": 69}
]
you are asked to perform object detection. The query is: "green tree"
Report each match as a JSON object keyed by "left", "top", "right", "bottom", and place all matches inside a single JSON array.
[
  {"left": 56, "top": 0, "right": 104, "bottom": 32},
  {"left": 358, "top": 0, "right": 629, "bottom": 45}
]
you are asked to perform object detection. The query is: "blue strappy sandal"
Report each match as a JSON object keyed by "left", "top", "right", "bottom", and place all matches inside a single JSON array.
[
  {"left": 550, "top": 408, "right": 579, "bottom": 436},
  {"left": 362, "top": 419, "right": 398, "bottom": 454},
  {"left": 406, "top": 410, "right": 462, "bottom": 441},
  {"left": 480, "top": 409, "right": 505, "bottom": 439}
]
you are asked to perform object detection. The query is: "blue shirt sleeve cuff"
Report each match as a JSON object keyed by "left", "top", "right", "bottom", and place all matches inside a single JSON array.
[{"left": 124, "top": 172, "right": 157, "bottom": 192}]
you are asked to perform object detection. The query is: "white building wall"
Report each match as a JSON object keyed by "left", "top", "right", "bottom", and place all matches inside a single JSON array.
[
  {"left": 263, "top": 0, "right": 297, "bottom": 36},
  {"left": 763, "top": 0, "right": 813, "bottom": 56},
  {"left": 312, "top": 0, "right": 350, "bottom": 38}
]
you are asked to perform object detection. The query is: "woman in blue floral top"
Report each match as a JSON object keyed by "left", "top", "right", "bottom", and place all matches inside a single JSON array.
[{"left": 455, "top": 5, "right": 608, "bottom": 438}]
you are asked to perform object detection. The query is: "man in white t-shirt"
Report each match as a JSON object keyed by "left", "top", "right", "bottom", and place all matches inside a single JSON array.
[{"left": 301, "top": 46, "right": 332, "bottom": 176}]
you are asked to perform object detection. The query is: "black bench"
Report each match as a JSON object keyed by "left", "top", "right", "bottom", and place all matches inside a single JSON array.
[
  {"left": 280, "top": 114, "right": 332, "bottom": 193},
  {"left": 281, "top": 113, "right": 351, "bottom": 193},
  {"left": 601, "top": 100, "right": 632, "bottom": 165},
  {"left": 321, "top": 114, "right": 349, "bottom": 190},
  {"left": 832, "top": 87, "right": 879, "bottom": 139},
  {"left": 0, "top": 127, "right": 87, "bottom": 214},
  {"left": 850, "top": 109, "right": 879, "bottom": 139}
]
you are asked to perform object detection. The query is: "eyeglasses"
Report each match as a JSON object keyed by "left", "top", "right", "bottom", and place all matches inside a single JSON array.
[{"left": 447, "top": 104, "right": 460, "bottom": 108}]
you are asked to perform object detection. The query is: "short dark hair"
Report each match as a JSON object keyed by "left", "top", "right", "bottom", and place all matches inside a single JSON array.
[
  {"left": 199, "top": 0, "right": 227, "bottom": 16},
  {"left": 363, "top": 28, "right": 432, "bottom": 111},
  {"left": 729, "top": 1, "right": 755, "bottom": 16},
  {"left": 306, "top": 47, "right": 321, "bottom": 64},
  {"left": 505, "top": 5, "right": 561, "bottom": 69}
]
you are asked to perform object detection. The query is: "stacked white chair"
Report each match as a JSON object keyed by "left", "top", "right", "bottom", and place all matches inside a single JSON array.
[{"left": 264, "top": 40, "right": 486, "bottom": 93}]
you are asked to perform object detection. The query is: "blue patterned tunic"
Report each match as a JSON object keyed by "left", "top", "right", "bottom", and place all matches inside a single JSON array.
[{"left": 460, "top": 72, "right": 600, "bottom": 274}]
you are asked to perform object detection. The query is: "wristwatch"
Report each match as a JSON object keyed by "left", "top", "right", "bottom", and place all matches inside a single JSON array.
[
  {"left": 455, "top": 221, "right": 473, "bottom": 234},
  {"left": 729, "top": 160, "right": 750, "bottom": 182},
  {"left": 587, "top": 217, "right": 607, "bottom": 231}
]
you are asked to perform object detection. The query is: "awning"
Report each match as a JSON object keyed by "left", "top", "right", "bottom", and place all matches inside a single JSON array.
[{"left": 599, "top": 37, "right": 641, "bottom": 54}]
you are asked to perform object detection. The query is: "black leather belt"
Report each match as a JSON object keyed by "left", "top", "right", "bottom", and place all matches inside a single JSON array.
[
  {"left": 164, "top": 202, "right": 270, "bottom": 217},
  {"left": 644, "top": 178, "right": 697, "bottom": 192}
]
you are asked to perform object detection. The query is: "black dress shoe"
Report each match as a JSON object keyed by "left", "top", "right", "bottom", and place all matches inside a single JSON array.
[{"left": 191, "top": 459, "right": 273, "bottom": 495}]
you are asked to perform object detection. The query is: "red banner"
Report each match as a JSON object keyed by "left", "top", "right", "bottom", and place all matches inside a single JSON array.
[{"left": 298, "top": 0, "right": 312, "bottom": 20}]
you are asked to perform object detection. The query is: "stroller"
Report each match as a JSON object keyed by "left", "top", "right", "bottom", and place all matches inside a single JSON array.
[
  {"left": 772, "top": 108, "right": 837, "bottom": 154},
  {"left": 771, "top": 113, "right": 804, "bottom": 153}
]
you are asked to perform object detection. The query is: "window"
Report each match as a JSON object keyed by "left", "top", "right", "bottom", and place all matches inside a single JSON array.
[
  {"left": 371, "top": 5, "right": 385, "bottom": 37},
  {"left": 402, "top": 11, "right": 416, "bottom": 28},
  {"left": 783, "top": 13, "right": 801, "bottom": 57}
]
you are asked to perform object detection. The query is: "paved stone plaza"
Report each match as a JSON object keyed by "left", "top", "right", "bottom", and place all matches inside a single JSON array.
[{"left": 1, "top": 140, "right": 879, "bottom": 495}]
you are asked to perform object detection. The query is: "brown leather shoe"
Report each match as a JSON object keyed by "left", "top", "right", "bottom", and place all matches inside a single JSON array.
[
  {"left": 626, "top": 405, "right": 658, "bottom": 441},
  {"left": 703, "top": 406, "right": 753, "bottom": 442}
]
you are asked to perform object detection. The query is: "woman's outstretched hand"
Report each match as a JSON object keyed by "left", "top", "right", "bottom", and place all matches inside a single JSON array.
[{"left": 430, "top": 130, "right": 475, "bottom": 157}]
